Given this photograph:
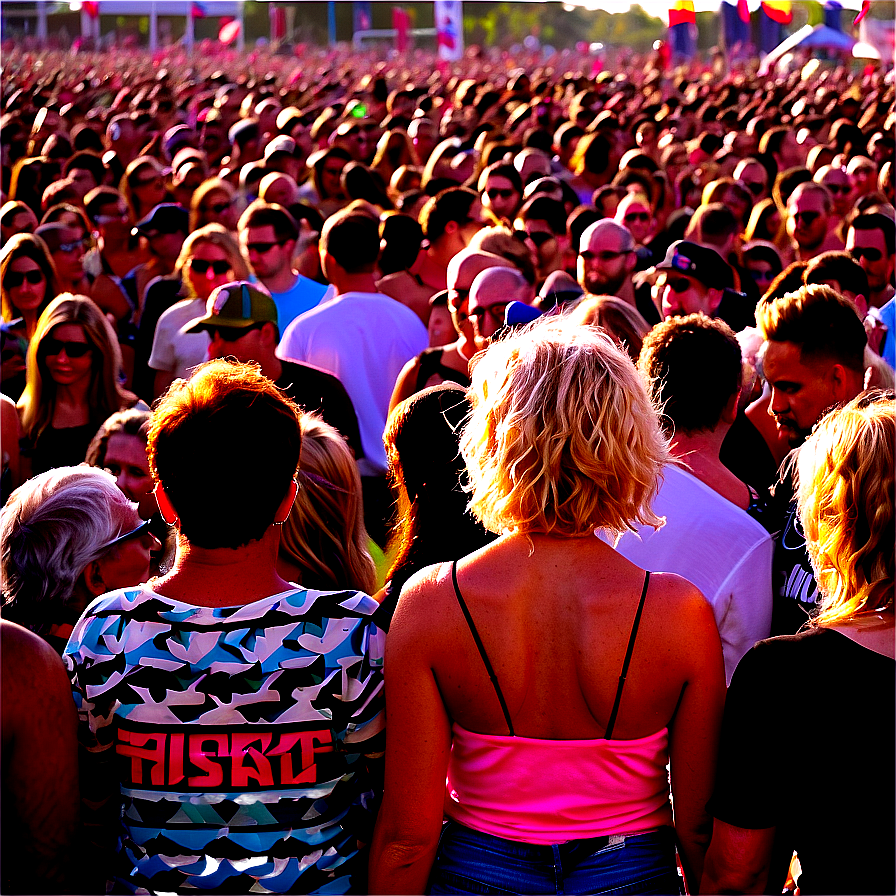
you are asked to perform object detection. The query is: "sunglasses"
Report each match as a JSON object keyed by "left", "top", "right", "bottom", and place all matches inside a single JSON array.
[
  {"left": 791, "top": 210, "right": 821, "bottom": 225},
  {"left": 95, "top": 211, "right": 129, "bottom": 224},
  {"left": 849, "top": 246, "right": 883, "bottom": 262},
  {"left": 665, "top": 277, "right": 696, "bottom": 294},
  {"left": 57, "top": 239, "right": 87, "bottom": 253},
  {"left": 579, "top": 249, "right": 633, "bottom": 262},
  {"left": 526, "top": 231, "right": 555, "bottom": 247},
  {"left": 624, "top": 211, "right": 650, "bottom": 223},
  {"left": 246, "top": 240, "right": 285, "bottom": 254},
  {"left": 743, "top": 181, "right": 765, "bottom": 196},
  {"left": 202, "top": 201, "right": 232, "bottom": 214},
  {"left": 467, "top": 303, "right": 509, "bottom": 325},
  {"left": 486, "top": 188, "right": 515, "bottom": 200},
  {"left": 6, "top": 269, "right": 45, "bottom": 288},
  {"left": 40, "top": 337, "right": 92, "bottom": 358},
  {"left": 190, "top": 258, "right": 232, "bottom": 276},
  {"left": 208, "top": 322, "right": 264, "bottom": 342},
  {"left": 825, "top": 183, "right": 851, "bottom": 196},
  {"left": 98, "top": 518, "right": 152, "bottom": 552}
]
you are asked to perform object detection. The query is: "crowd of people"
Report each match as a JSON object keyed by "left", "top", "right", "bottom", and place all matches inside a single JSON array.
[{"left": 0, "top": 38, "right": 894, "bottom": 895}]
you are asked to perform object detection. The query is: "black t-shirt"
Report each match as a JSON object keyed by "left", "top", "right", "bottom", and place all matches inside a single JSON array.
[
  {"left": 709, "top": 627, "right": 895, "bottom": 895},
  {"left": 275, "top": 359, "right": 364, "bottom": 461},
  {"left": 720, "top": 411, "right": 780, "bottom": 498}
]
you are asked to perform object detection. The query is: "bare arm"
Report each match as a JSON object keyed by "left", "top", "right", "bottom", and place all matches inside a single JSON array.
[
  {"left": 1, "top": 621, "right": 80, "bottom": 894},
  {"left": 369, "top": 572, "right": 452, "bottom": 894},
  {"left": 667, "top": 584, "right": 727, "bottom": 893},
  {"left": 388, "top": 355, "right": 423, "bottom": 416},
  {"left": 700, "top": 821, "right": 776, "bottom": 894}
]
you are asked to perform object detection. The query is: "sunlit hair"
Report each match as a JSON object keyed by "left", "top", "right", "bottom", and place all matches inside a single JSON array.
[
  {"left": 0, "top": 466, "right": 135, "bottom": 635},
  {"left": 461, "top": 316, "right": 670, "bottom": 538},
  {"left": 120, "top": 155, "right": 165, "bottom": 220},
  {"left": 18, "top": 294, "right": 128, "bottom": 444},
  {"left": 189, "top": 178, "right": 236, "bottom": 233},
  {"left": 149, "top": 359, "right": 301, "bottom": 549},
  {"left": 86, "top": 408, "right": 152, "bottom": 469},
  {"left": 796, "top": 391, "right": 895, "bottom": 627},
  {"left": 0, "top": 232, "right": 59, "bottom": 322},
  {"left": 279, "top": 414, "right": 375, "bottom": 593},
  {"left": 568, "top": 294, "right": 651, "bottom": 362},
  {"left": 174, "top": 223, "right": 249, "bottom": 298}
]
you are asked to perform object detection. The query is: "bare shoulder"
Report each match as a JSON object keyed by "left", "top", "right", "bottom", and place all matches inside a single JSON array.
[
  {"left": 641, "top": 571, "right": 718, "bottom": 637},
  {"left": 388, "top": 562, "right": 457, "bottom": 649},
  {"left": 1, "top": 620, "right": 63, "bottom": 674}
]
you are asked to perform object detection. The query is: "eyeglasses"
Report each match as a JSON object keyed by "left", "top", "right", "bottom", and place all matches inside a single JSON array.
[
  {"left": 322, "top": 166, "right": 345, "bottom": 177},
  {"left": 245, "top": 240, "right": 285, "bottom": 254},
  {"left": 579, "top": 249, "right": 633, "bottom": 262},
  {"left": 743, "top": 181, "right": 765, "bottom": 196},
  {"left": 40, "top": 337, "right": 92, "bottom": 358},
  {"left": 849, "top": 246, "right": 883, "bottom": 262},
  {"left": 665, "top": 277, "right": 697, "bottom": 294},
  {"left": 189, "top": 258, "right": 232, "bottom": 276},
  {"left": 791, "top": 210, "right": 821, "bottom": 225},
  {"left": 98, "top": 519, "right": 152, "bottom": 553},
  {"left": 467, "top": 303, "right": 509, "bottom": 326},
  {"left": 824, "top": 183, "right": 851, "bottom": 196},
  {"left": 94, "top": 211, "right": 129, "bottom": 224},
  {"left": 624, "top": 211, "right": 650, "bottom": 224},
  {"left": 208, "top": 322, "right": 264, "bottom": 342},
  {"left": 526, "top": 231, "right": 555, "bottom": 247},
  {"left": 57, "top": 239, "right": 87, "bottom": 253},
  {"left": 202, "top": 201, "right": 232, "bottom": 214},
  {"left": 485, "top": 187, "right": 516, "bottom": 201},
  {"left": 6, "top": 269, "right": 45, "bottom": 288}
]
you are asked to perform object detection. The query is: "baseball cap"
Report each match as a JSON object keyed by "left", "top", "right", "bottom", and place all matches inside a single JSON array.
[
  {"left": 132, "top": 203, "right": 189, "bottom": 238},
  {"left": 186, "top": 281, "right": 278, "bottom": 333},
  {"left": 656, "top": 240, "right": 733, "bottom": 291}
]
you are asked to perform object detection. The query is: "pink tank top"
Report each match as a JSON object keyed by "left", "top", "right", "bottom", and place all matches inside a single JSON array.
[
  {"left": 447, "top": 561, "right": 671, "bottom": 844},
  {"left": 445, "top": 724, "right": 673, "bottom": 844}
]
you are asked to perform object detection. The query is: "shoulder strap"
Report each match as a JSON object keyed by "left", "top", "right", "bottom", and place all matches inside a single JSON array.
[
  {"left": 605, "top": 571, "right": 650, "bottom": 740},
  {"left": 451, "top": 560, "right": 515, "bottom": 736}
]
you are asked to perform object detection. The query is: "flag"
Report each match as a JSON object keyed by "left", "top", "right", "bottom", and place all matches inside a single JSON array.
[
  {"left": 353, "top": 1, "right": 372, "bottom": 34},
  {"left": 669, "top": 0, "right": 696, "bottom": 28},
  {"left": 854, "top": 0, "right": 871, "bottom": 25},
  {"left": 218, "top": 18, "right": 240, "bottom": 44},
  {"left": 191, "top": 2, "right": 206, "bottom": 19},
  {"left": 435, "top": 0, "right": 463, "bottom": 62},
  {"left": 270, "top": 5, "right": 286, "bottom": 40},
  {"left": 761, "top": 0, "right": 791, "bottom": 23},
  {"left": 83, "top": 1, "right": 99, "bottom": 18},
  {"left": 737, "top": 0, "right": 750, "bottom": 24},
  {"left": 392, "top": 7, "right": 410, "bottom": 52}
]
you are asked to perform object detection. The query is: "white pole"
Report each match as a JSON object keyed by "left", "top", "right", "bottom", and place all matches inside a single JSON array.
[
  {"left": 80, "top": 7, "right": 90, "bottom": 44},
  {"left": 37, "top": 0, "right": 48, "bottom": 44},
  {"left": 237, "top": 0, "right": 245, "bottom": 52},
  {"left": 149, "top": 0, "right": 157, "bottom": 52},
  {"left": 184, "top": 7, "right": 194, "bottom": 50}
]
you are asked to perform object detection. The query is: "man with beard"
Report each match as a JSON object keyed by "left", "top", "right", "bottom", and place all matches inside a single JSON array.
[{"left": 757, "top": 284, "right": 866, "bottom": 635}]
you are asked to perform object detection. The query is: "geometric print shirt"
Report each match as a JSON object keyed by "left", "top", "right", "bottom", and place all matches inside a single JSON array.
[{"left": 63, "top": 585, "right": 385, "bottom": 895}]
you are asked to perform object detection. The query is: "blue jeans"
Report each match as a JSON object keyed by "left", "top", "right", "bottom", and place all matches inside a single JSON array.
[{"left": 428, "top": 821, "right": 682, "bottom": 895}]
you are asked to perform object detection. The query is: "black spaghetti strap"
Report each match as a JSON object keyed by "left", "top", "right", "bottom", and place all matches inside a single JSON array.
[
  {"left": 451, "top": 560, "right": 515, "bottom": 737},
  {"left": 605, "top": 571, "right": 650, "bottom": 740}
]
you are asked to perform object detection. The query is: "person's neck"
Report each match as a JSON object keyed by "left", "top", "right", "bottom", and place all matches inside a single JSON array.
[
  {"left": 869, "top": 284, "right": 896, "bottom": 310},
  {"left": 151, "top": 526, "right": 294, "bottom": 607},
  {"left": 417, "top": 250, "right": 448, "bottom": 289},
  {"left": 670, "top": 426, "right": 749, "bottom": 508},
  {"left": 456, "top": 333, "right": 477, "bottom": 363},
  {"left": 256, "top": 352, "right": 282, "bottom": 382},
  {"left": 22, "top": 309, "right": 40, "bottom": 339},
  {"left": 260, "top": 267, "right": 299, "bottom": 295},
  {"left": 54, "top": 378, "right": 92, "bottom": 408},
  {"left": 332, "top": 273, "right": 378, "bottom": 296},
  {"left": 614, "top": 277, "right": 636, "bottom": 305}
]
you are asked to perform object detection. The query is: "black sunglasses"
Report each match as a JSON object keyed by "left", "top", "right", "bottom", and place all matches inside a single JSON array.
[
  {"left": 624, "top": 211, "right": 650, "bottom": 223},
  {"left": 208, "top": 322, "right": 264, "bottom": 342},
  {"left": 98, "top": 519, "right": 152, "bottom": 552},
  {"left": 203, "top": 201, "right": 231, "bottom": 214},
  {"left": 246, "top": 240, "right": 285, "bottom": 254},
  {"left": 190, "top": 258, "right": 232, "bottom": 276},
  {"left": 6, "top": 269, "right": 45, "bottom": 288},
  {"left": 486, "top": 187, "right": 515, "bottom": 200},
  {"left": 743, "top": 181, "right": 765, "bottom": 196},
  {"left": 40, "top": 337, "right": 92, "bottom": 358},
  {"left": 792, "top": 210, "right": 821, "bottom": 225},
  {"left": 849, "top": 246, "right": 883, "bottom": 262},
  {"left": 665, "top": 277, "right": 696, "bottom": 294}
]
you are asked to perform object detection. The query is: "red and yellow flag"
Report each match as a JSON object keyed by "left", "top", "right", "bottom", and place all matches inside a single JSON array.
[
  {"left": 669, "top": 0, "right": 696, "bottom": 27},
  {"left": 761, "top": 0, "right": 793, "bottom": 23}
]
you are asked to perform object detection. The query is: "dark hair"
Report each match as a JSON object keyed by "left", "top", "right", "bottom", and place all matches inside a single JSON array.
[
  {"left": 379, "top": 213, "right": 423, "bottom": 275},
  {"left": 385, "top": 383, "right": 493, "bottom": 594},
  {"left": 320, "top": 209, "right": 380, "bottom": 273},
  {"left": 756, "top": 284, "right": 867, "bottom": 373},
  {"left": 518, "top": 195, "right": 566, "bottom": 235},
  {"left": 237, "top": 200, "right": 299, "bottom": 243},
  {"left": 477, "top": 161, "right": 523, "bottom": 196},
  {"left": 341, "top": 162, "right": 394, "bottom": 210},
  {"left": 64, "top": 151, "right": 105, "bottom": 186},
  {"left": 764, "top": 260, "right": 809, "bottom": 302},
  {"left": 419, "top": 186, "right": 478, "bottom": 243},
  {"left": 148, "top": 359, "right": 302, "bottom": 549},
  {"left": 0, "top": 233, "right": 59, "bottom": 322},
  {"left": 849, "top": 211, "right": 896, "bottom": 254},
  {"left": 804, "top": 251, "right": 869, "bottom": 303},
  {"left": 84, "top": 186, "right": 125, "bottom": 224},
  {"left": 638, "top": 313, "right": 742, "bottom": 435},
  {"left": 85, "top": 408, "right": 151, "bottom": 468}
]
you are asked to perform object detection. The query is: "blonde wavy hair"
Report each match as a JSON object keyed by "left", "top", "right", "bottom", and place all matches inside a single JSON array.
[
  {"left": 461, "top": 316, "right": 670, "bottom": 538},
  {"left": 279, "top": 414, "right": 376, "bottom": 593},
  {"left": 796, "top": 390, "right": 895, "bottom": 628},
  {"left": 174, "top": 224, "right": 249, "bottom": 299}
]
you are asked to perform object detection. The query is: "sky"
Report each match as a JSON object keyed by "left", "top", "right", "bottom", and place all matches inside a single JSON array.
[{"left": 564, "top": 0, "right": 867, "bottom": 19}]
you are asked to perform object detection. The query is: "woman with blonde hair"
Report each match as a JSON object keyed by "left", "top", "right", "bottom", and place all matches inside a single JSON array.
[
  {"left": 277, "top": 413, "right": 376, "bottom": 594},
  {"left": 119, "top": 156, "right": 169, "bottom": 224},
  {"left": 18, "top": 294, "right": 140, "bottom": 477},
  {"left": 146, "top": 224, "right": 248, "bottom": 400},
  {"left": 744, "top": 197, "right": 789, "bottom": 256},
  {"left": 189, "top": 177, "right": 238, "bottom": 233},
  {"left": 703, "top": 391, "right": 894, "bottom": 895},
  {"left": 371, "top": 316, "right": 726, "bottom": 895}
]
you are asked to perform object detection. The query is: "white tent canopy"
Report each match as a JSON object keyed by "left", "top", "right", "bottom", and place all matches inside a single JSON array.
[{"left": 759, "top": 24, "right": 856, "bottom": 74}]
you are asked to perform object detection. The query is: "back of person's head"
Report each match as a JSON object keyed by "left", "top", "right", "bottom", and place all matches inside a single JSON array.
[
  {"left": 320, "top": 207, "right": 380, "bottom": 274},
  {"left": 386, "top": 383, "right": 492, "bottom": 588},
  {"left": 803, "top": 251, "right": 869, "bottom": 305},
  {"left": 148, "top": 360, "right": 301, "bottom": 550},
  {"left": 419, "top": 186, "right": 478, "bottom": 243},
  {"left": 797, "top": 390, "right": 894, "bottom": 626},
  {"left": 237, "top": 199, "right": 298, "bottom": 243},
  {"left": 685, "top": 203, "right": 739, "bottom": 249},
  {"left": 637, "top": 313, "right": 742, "bottom": 436},
  {"left": 764, "top": 260, "right": 809, "bottom": 301},
  {"left": 756, "top": 283, "right": 867, "bottom": 373},
  {"left": 568, "top": 294, "right": 650, "bottom": 362},
  {"left": 279, "top": 414, "right": 375, "bottom": 593},
  {"left": 0, "top": 467, "right": 132, "bottom": 634},
  {"left": 379, "top": 213, "right": 423, "bottom": 276},
  {"left": 467, "top": 225, "right": 536, "bottom": 284},
  {"left": 461, "top": 316, "right": 669, "bottom": 538}
]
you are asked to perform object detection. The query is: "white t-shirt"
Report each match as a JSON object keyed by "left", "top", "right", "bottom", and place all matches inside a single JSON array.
[
  {"left": 147, "top": 298, "right": 210, "bottom": 379},
  {"left": 609, "top": 463, "right": 774, "bottom": 684},
  {"left": 277, "top": 291, "right": 428, "bottom": 475}
]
